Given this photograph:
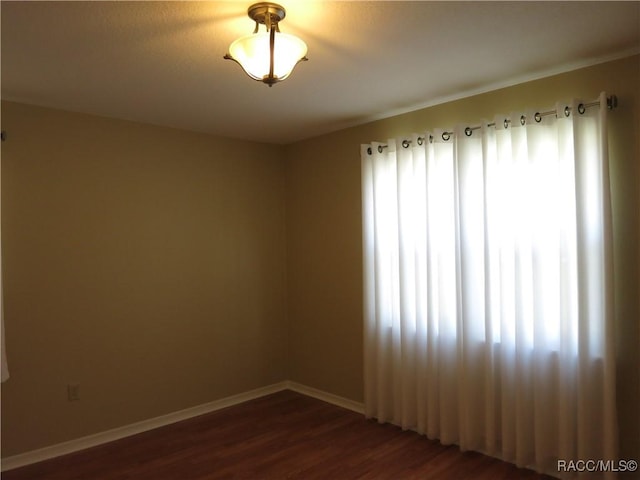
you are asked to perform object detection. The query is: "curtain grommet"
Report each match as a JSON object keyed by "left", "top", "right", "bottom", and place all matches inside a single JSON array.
[
  {"left": 534, "top": 112, "right": 542, "bottom": 123},
  {"left": 564, "top": 106, "right": 571, "bottom": 117},
  {"left": 442, "top": 132, "right": 451, "bottom": 141},
  {"left": 504, "top": 119, "right": 510, "bottom": 129},
  {"left": 417, "top": 136, "right": 424, "bottom": 146},
  {"left": 401, "top": 139, "right": 410, "bottom": 149},
  {"left": 520, "top": 115, "right": 526, "bottom": 126},
  {"left": 578, "top": 103, "right": 586, "bottom": 114},
  {"left": 464, "top": 127, "right": 473, "bottom": 137}
]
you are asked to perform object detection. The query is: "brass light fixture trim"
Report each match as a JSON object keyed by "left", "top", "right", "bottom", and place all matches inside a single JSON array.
[{"left": 247, "top": 2, "right": 286, "bottom": 29}]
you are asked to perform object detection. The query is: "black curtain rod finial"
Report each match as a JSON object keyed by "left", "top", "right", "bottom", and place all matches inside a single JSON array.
[{"left": 1, "top": 130, "right": 6, "bottom": 142}]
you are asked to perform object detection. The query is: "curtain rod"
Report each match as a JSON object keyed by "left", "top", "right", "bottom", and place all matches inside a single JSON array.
[{"left": 367, "top": 94, "right": 617, "bottom": 155}]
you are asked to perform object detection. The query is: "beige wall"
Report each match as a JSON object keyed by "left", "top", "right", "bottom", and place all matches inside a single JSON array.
[
  {"left": 2, "top": 54, "right": 638, "bottom": 462},
  {"left": 0, "top": 102, "right": 289, "bottom": 456},
  {"left": 285, "top": 55, "right": 639, "bottom": 460}
]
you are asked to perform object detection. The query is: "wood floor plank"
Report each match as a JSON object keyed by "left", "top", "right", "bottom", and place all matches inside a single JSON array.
[{"left": 2, "top": 390, "right": 557, "bottom": 479}]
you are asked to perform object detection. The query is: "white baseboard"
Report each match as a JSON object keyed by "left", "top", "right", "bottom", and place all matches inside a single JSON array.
[
  {"left": 285, "top": 381, "right": 364, "bottom": 414},
  {"left": 1, "top": 381, "right": 288, "bottom": 472},
  {"left": 1, "top": 381, "right": 364, "bottom": 472}
]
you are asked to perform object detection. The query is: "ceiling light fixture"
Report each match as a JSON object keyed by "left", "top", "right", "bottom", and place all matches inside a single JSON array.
[{"left": 224, "top": 2, "right": 308, "bottom": 87}]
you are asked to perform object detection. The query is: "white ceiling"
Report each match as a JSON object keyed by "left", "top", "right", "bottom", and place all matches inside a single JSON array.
[{"left": 2, "top": 1, "right": 639, "bottom": 144}]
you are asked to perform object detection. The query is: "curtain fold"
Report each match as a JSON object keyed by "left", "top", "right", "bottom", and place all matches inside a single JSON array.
[{"left": 362, "top": 93, "right": 616, "bottom": 478}]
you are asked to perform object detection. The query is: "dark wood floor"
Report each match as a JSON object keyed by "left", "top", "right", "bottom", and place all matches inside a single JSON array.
[{"left": 3, "top": 390, "right": 557, "bottom": 479}]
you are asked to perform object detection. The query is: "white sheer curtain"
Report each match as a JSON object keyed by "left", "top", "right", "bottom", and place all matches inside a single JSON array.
[{"left": 361, "top": 92, "right": 616, "bottom": 478}]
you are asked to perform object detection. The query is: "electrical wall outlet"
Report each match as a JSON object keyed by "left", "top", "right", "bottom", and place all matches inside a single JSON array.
[{"left": 67, "top": 384, "right": 80, "bottom": 401}]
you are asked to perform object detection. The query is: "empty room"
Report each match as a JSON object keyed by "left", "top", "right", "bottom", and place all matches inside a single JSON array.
[{"left": 1, "top": 2, "right": 639, "bottom": 479}]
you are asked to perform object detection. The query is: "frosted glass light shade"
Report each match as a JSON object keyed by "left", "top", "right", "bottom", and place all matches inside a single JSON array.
[{"left": 227, "top": 31, "right": 307, "bottom": 83}]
